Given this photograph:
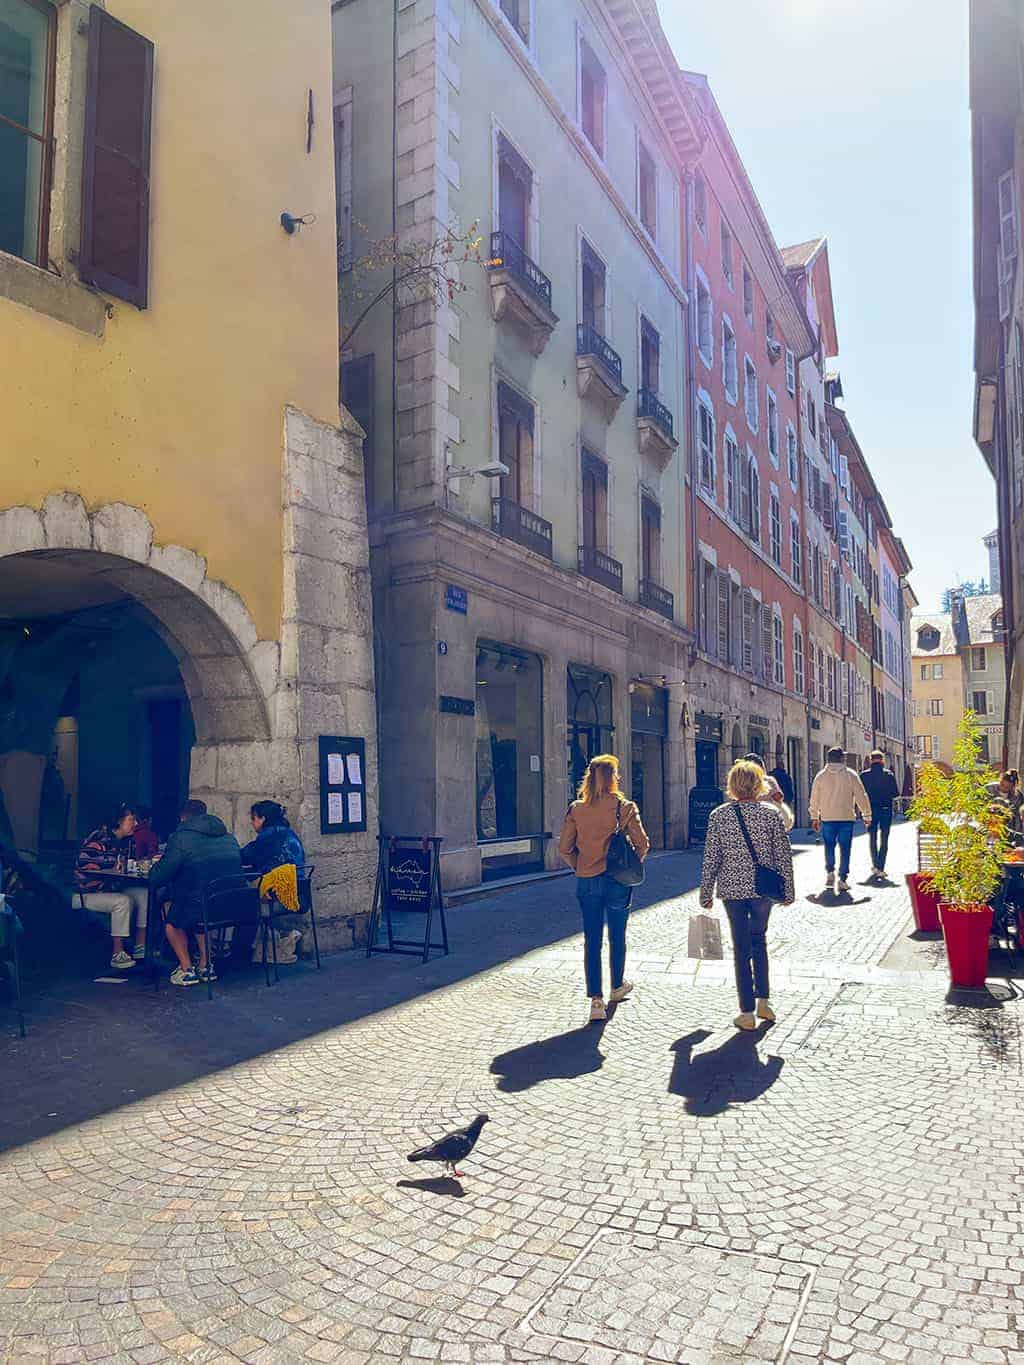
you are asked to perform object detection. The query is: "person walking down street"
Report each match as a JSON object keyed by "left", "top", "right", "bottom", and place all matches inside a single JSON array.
[
  {"left": 809, "top": 747, "right": 872, "bottom": 894},
  {"left": 699, "top": 760, "right": 795, "bottom": 1031},
  {"left": 743, "top": 753, "right": 795, "bottom": 833},
  {"left": 769, "top": 760, "right": 795, "bottom": 808},
  {"left": 558, "top": 754, "right": 650, "bottom": 1023},
  {"left": 860, "top": 750, "right": 899, "bottom": 879}
]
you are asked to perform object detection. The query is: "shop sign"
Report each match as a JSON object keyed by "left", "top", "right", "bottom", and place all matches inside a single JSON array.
[
  {"left": 631, "top": 684, "right": 668, "bottom": 736},
  {"left": 688, "top": 785, "right": 723, "bottom": 844},
  {"left": 440, "top": 695, "right": 475, "bottom": 716},
  {"left": 445, "top": 584, "right": 468, "bottom": 614},
  {"left": 695, "top": 712, "right": 723, "bottom": 742}
]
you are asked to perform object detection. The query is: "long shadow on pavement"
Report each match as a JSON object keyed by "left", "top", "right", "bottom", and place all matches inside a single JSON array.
[
  {"left": 668, "top": 1026, "right": 783, "bottom": 1117},
  {"left": 490, "top": 1021, "right": 607, "bottom": 1092}
]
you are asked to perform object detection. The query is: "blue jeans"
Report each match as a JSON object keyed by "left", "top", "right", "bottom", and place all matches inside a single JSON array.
[
  {"left": 576, "top": 874, "right": 632, "bottom": 998},
  {"left": 869, "top": 811, "right": 892, "bottom": 871},
  {"left": 723, "top": 897, "right": 772, "bottom": 1013},
  {"left": 821, "top": 820, "right": 855, "bottom": 879}
]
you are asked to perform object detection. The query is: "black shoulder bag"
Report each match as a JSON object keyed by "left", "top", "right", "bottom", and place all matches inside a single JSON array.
[
  {"left": 733, "top": 803, "right": 785, "bottom": 903},
  {"left": 606, "top": 798, "right": 645, "bottom": 886}
]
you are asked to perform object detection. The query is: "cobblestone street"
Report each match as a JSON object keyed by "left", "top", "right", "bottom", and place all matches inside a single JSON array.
[{"left": 3, "top": 822, "right": 1024, "bottom": 1364}]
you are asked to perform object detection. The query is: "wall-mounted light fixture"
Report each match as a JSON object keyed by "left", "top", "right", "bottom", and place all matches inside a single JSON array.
[{"left": 281, "top": 211, "right": 317, "bottom": 235}]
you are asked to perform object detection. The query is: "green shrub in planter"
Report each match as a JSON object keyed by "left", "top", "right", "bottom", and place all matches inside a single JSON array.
[{"left": 909, "top": 710, "right": 1007, "bottom": 910}]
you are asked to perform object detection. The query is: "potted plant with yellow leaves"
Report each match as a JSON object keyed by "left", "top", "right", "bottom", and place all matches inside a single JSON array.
[{"left": 909, "top": 710, "right": 1007, "bottom": 989}]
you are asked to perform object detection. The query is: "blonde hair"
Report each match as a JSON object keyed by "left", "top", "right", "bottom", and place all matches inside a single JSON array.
[
  {"left": 727, "top": 759, "right": 768, "bottom": 803},
  {"left": 577, "top": 753, "right": 622, "bottom": 804}
]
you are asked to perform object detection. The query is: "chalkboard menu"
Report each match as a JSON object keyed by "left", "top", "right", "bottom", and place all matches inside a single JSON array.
[
  {"left": 318, "top": 735, "right": 368, "bottom": 835},
  {"left": 688, "top": 786, "right": 723, "bottom": 844}
]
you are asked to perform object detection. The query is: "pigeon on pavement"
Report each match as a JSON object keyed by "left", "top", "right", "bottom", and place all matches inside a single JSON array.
[{"left": 406, "top": 1113, "right": 489, "bottom": 1178}]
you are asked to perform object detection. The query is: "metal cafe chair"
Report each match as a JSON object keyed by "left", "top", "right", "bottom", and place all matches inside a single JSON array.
[
  {"left": 199, "top": 874, "right": 265, "bottom": 1000},
  {"left": 0, "top": 898, "right": 25, "bottom": 1038},
  {"left": 261, "top": 864, "right": 320, "bottom": 982}
]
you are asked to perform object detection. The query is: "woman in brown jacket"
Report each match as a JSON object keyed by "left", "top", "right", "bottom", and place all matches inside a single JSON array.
[{"left": 558, "top": 754, "right": 650, "bottom": 1022}]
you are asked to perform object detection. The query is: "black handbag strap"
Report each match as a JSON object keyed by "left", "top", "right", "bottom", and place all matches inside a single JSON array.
[{"left": 733, "top": 802, "right": 762, "bottom": 867}]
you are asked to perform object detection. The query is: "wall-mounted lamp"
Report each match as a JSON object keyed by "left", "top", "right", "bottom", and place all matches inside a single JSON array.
[
  {"left": 445, "top": 460, "right": 509, "bottom": 483},
  {"left": 281, "top": 211, "right": 317, "bottom": 235}
]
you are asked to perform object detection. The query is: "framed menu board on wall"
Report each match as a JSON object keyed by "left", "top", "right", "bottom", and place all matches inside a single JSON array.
[{"left": 318, "top": 736, "right": 368, "bottom": 835}]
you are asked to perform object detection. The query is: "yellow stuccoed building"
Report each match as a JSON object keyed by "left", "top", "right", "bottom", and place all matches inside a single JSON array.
[{"left": 0, "top": 0, "right": 378, "bottom": 943}]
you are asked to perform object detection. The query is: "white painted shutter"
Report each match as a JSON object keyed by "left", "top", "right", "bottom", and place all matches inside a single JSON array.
[
  {"left": 717, "top": 571, "right": 730, "bottom": 661},
  {"left": 1000, "top": 170, "right": 1018, "bottom": 262}
]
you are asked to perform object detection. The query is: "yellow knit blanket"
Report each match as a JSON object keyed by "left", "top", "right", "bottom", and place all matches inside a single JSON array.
[{"left": 259, "top": 862, "right": 299, "bottom": 912}]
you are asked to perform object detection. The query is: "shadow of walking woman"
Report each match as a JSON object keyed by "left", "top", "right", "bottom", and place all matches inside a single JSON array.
[
  {"left": 668, "top": 1026, "right": 784, "bottom": 1117},
  {"left": 490, "top": 1023, "right": 607, "bottom": 1092}
]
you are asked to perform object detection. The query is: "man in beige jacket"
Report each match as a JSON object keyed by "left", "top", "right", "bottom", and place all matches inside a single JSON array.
[{"left": 809, "top": 747, "right": 872, "bottom": 894}]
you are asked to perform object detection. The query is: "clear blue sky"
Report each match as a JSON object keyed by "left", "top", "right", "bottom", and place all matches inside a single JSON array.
[{"left": 660, "top": 0, "right": 995, "bottom": 612}]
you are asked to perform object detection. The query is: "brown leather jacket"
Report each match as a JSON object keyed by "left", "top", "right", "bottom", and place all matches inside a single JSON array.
[{"left": 558, "top": 792, "right": 650, "bottom": 878}]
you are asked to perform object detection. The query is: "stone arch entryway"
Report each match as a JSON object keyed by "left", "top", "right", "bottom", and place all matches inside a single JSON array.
[{"left": 0, "top": 495, "right": 276, "bottom": 852}]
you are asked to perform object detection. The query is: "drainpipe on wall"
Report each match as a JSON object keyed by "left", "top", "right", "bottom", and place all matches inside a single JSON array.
[{"left": 391, "top": 0, "right": 400, "bottom": 513}]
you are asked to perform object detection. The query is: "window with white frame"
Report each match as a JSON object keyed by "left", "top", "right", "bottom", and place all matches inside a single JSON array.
[
  {"left": 724, "top": 431, "right": 740, "bottom": 521},
  {"left": 791, "top": 514, "right": 802, "bottom": 585},
  {"left": 786, "top": 423, "right": 798, "bottom": 485},
  {"left": 637, "top": 137, "right": 657, "bottom": 239},
  {"left": 698, "top": 398, "right": 715, "bottom": 493},
  {"left": 694, "top": 171, "right": 707, "bottom": 237},
  {"left": 742, "top": 266, "right": 754, "bottom": 325},
  {"left": 696, "top": 273, "right": 713, "bottom": 367},
  {"left": 972, "top": 646, "right": 987, "bottom": 671},
  {"left": 773, "top": 613, "right": 785, "bottom": 686},
  {"left": 722, "top": 316, "right": 738, "bottom": 402},
  {"left": 579, "top": 35, "right": 606, "bottom": 158},
  {"left": 769, "top": 490, "right": 782, "bottom": 565},
  {"left": 721, "top": 220, "right": 733, "bottom": 288},
  {"left": 767, "top": 388, "right": 779, "bottom": 466},
  {"left": 744, "top": 357, "right": 758, "bottom": 430},
  {"left": 928, "top": 698, "right": 944, "bottom": 717},
  {"left": 794, "top": 628, "right": 805, "bottom": 695},
  {"left": 932, "top": 663, "right": 943, "bottom": 680},
  {"left": 785, "top": 347, "right": 796, "bottom": 396}
]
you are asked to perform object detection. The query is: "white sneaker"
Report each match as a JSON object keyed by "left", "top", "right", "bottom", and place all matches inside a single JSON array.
[
  {"left": 589, "top": 996, "right": 607, "bottom": 1022},
  {"left": 824, "top": 873, "right": 835, "bottom": 892},
  {"left": 837, "top": 878, "right": 850, "bottom": 893},
  {"left": 609, "top": 981, "right": 634, "bottom": 1003},
  {"left": 756, "top": 999, "right": 776, "bottom": 1022},
  {"left": 110, "top": 950, "right": 135, "bottom": 970},
  {"left": 132, "top": 943, "right": 147, "bottom": 961},
  {"left": 734, "top": 1012, "right": 757, "bottom": 1031}
]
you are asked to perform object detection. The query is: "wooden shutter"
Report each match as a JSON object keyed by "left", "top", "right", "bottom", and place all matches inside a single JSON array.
[
  {"left": 741, "top": 589, "right": 754, "bottom": 672},
  {"left": 80, "top": 5, "right": 154, "bottom": 307},
  {"left": 716, "top": 571, "right": 730, "bottom": 661},
  {"left": 761, "top": 605, "right": 773, "bottom": 683}
]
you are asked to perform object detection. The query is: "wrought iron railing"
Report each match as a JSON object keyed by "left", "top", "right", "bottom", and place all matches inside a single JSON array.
[
  {"left": 639, "top": 578, "right": 674, "bottom": 620},
  {"left": 578, "top": 543, "right": 623, "bottom": 594},
  {"left": 491, "top": 498, "right": 553, "bottom": 559},
  {"left": 576, "top": 322, "right": 624, "bottom": 386},
  {"left": 488, "top": 231, "right": 553, "bottom": 311},
  {"left": 638, "top": 387, "right": 674, "bottom": 439}
]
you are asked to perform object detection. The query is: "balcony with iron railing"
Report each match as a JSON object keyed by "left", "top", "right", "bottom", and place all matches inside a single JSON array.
[
  {"left": 576, "top": 322, "right": 628, "bottom": 419},
  {"left": 639, "top": 578, "right": 673, "bottom": 620},
  {"left": 487, "top": 231, "right": 558, "bottom": 355},
  {"left": 578, "top": 542, "right": 623, "bottom": 594},
  {"left": 636, "top": 386, "right": 678, "bottom": 466},
  {"left": 492, "top": 497, "right": 554, "bottom": 560}
]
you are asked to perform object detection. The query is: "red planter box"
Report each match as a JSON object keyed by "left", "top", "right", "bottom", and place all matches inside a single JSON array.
[
  {"left": 939, "top": 903, "right": 993, "bottom": 989},
  {"left": 906, "top": 873, "right": 942, "bottom": 932}
]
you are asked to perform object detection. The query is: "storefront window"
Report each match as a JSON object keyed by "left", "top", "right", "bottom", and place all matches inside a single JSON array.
[
  {"left": 475, "top": 642, "right": 543, "bottom": 864},
  {"left": 567, "top": 663, "right": 614, "bottom": 794}
]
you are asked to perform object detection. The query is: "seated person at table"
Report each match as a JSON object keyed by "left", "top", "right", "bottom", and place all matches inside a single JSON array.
[
  {"left": 241, "top": 800, "right": 305, "bottom": 875},
  {"left": 149, "top": 798, "right": 243, "bottom": 988},
  {"left": 75, "top": 805, "right": 148, "bottom": 970},
  {"left": 132, "top": 806, "right": 159, "bottom": 860}
]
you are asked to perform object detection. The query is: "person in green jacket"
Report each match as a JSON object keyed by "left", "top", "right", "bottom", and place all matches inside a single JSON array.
[{"left": 149, "top": 798, "right": 243, "bottom": 987}]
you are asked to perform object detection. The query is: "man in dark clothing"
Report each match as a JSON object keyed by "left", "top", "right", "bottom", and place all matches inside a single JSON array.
[
  {"left": 150, "top": 798, "right": 243, "bottom": 987},
  {"left": 769, "top": 763, "right": 795, "bottom": 807},
  {"left": 860, "top": 751, "right": 899, "bottom": 879}
]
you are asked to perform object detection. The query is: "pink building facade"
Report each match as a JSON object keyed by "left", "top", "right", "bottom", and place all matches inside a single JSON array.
[{"left": 683, "top": 76, "right": 818, "bottom": 818}]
